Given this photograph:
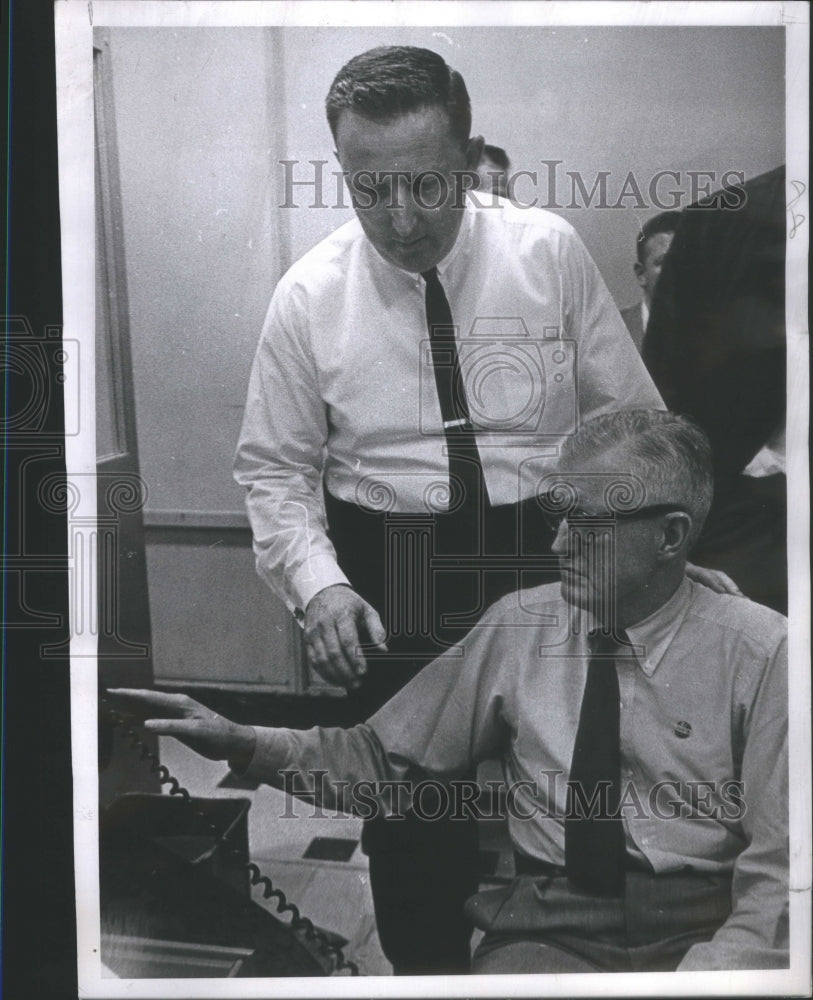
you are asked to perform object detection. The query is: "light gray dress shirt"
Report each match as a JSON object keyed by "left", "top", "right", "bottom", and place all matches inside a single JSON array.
[{"left": 241, "top": 578, "right": 788, "bottom": 970}]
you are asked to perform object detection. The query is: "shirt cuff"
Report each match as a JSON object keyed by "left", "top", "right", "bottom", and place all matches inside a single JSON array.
[
  {"left": 234, "top": 726, "right": 298, "bottom": 786},
  {"left": 289, "top": 556, "right": 351, "bottom": 615}
]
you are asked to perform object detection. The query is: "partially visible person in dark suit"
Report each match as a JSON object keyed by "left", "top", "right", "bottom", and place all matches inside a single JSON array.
[
  {"left": 476, "top": 143, "right": 510, "bottom": 198},
  {"left": 643, "top": 166, "right": 787, "bottom": 613},
  {"left": 621, "top": 211, "right": 682, "bottom": 352}
]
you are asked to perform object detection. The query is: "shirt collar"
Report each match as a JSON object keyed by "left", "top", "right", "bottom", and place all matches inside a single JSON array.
[
  {"left": 434, "top": 195, "right": 474, "bottom": 279},
  {"left": 641, "top": 298, "right": 650, "bottom": 329},
  {"left": 624, "top": 576, "right": 693, "bottom": 676}
]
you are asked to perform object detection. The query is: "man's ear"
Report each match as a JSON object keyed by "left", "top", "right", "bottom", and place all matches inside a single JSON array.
[
  {"left": 659, "top": 512, "right": 693, "bottom": 561},
  {"left": 633, "top": 259, "right": 646, "bottom": 288},
  {"left": 465, "top": 134, "right": 485, "bottom": 170}
]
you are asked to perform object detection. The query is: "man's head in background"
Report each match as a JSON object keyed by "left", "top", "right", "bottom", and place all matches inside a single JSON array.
[
  {"left": 634, "top": 211, "right": 682, "bottom": 308},
  {"left": 476, "top": 144, "right": 511, "bottom": 198},
  {"left": 550, "top": 410, "right": 713, "bottom": 628},
  {"left": 326, "top": 46, "right": 484, "bottom": 274}
]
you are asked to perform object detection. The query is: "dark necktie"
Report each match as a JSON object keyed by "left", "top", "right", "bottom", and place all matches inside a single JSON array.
[
  {"left": 565, "top": 630, "right": 627, "bottom": 896},
  {"left": 421, "top": 266, "right": 485, "bottom": 550}
]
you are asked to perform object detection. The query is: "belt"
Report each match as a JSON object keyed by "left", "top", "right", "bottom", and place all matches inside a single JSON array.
[
  {"left": 324, "top": 488, "right": 553, "bottom": 529},
  {"left": 513, "top": 851, "right": 654, "bottom": 878}
]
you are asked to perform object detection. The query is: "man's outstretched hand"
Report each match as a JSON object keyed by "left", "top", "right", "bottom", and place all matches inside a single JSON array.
[
  {"left": 107, "top": 689, "right": 256, "bottom": 771},
  {"left": 304, "top": 584, "right": 388, "bottom": 688}
]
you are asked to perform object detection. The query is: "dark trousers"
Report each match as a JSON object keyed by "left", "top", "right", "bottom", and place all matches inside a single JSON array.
[{"left": 324, "top": 489, "right": 558, "bottom": 974}]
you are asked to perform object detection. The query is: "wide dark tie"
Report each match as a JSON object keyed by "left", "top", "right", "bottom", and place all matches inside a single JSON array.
[
  {"left": 421, "top": 266, "right": 484, "bottom": 550},
  {"left": 565, "top": 630, "right": 627, "bottom": 896}
]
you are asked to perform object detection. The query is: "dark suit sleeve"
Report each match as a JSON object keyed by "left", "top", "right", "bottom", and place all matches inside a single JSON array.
[{"left": 643, "top": 167, "right": 786, "bottom": 480}]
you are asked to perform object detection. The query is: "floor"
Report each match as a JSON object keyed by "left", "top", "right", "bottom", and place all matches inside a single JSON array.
[{"left": 157, "top": 736, "right": 515, "bottom": 977}]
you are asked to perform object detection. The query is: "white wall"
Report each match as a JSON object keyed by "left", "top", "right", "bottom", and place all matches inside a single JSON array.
[
  {"left": 106, "top": 29, "right": 295, "bottom": 686},
  {"left": 108, "top": 28, "right": 284, "bottom": 515}
]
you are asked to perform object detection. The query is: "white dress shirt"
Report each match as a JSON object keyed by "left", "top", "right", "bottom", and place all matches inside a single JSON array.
[
  {"left": 235, "top": 197, "right": 663, "bottom": 612},
  {"left": 241, "top": 578, "right": 788, "bottom": 970}
]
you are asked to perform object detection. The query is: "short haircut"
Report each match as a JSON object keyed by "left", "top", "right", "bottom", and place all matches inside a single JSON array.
[
  {"left": 325, "top": 46, "right": 472, "bottom": 147},
  {"left": 559, "top": 410, "right": 713, "bottom": 547},
  {"left": 636, "top": 210, "right": 682, "bottom": 263},
  {"left": 482, "top": 144, "right": 510, "bottom": 171}
]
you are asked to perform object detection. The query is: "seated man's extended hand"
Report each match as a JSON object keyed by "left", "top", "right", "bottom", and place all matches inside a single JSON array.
[
  {"left": 304, "top": 584, "right": 388, "bottom": 688},
  {"left": 107, "top": 689, "right": 256, "bottom": 771}
]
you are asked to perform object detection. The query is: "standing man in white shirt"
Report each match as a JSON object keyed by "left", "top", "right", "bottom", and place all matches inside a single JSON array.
[{"left": 233, "top": 45, "right": 665, "bottom": 973}]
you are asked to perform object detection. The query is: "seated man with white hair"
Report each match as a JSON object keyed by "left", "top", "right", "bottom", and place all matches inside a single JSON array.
[{"left": 112, "top": 410, "right": 788, "bottom": 973}]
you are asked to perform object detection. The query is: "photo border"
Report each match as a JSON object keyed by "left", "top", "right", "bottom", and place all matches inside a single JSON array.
[{"left": 53, "top": 3, "right": 810, "bottom": 997}]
